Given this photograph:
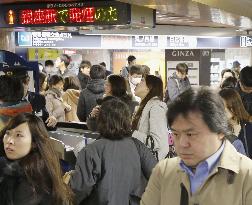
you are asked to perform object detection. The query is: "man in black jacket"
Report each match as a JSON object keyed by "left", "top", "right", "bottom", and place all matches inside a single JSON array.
[
  {"left": 236, "top": 66, "right": 252, "bottom": 158},
  {"left": 78, "top": 60, "right": 91, "bottom": 89},
  {"left": 77, "top": 64, "right": 105, "bottom": 122},
  {"left": 236, "top": 66, "right": 252, "bottom": 115}
]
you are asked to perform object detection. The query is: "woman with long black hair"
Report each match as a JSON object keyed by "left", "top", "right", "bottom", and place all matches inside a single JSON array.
[{"left": 0, "top": 113, "right": 74, "bottom": 205}]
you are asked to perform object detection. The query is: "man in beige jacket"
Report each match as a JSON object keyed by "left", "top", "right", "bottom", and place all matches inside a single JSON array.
[{"left": 141, "top": 87, "right": 252, "bottom": 205}]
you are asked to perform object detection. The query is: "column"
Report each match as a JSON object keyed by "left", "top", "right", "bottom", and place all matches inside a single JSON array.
[{"left": 0, "top": 30, "right": 15, "bottom": 52}]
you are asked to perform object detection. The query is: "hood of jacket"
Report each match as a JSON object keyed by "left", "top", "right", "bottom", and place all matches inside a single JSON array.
[
  {"left": 63, "top": 89, "right": 80, "bottom": 104},
  {"left": 86, "top": 79, "right": 105, "bottom": 94},
  {"left": 45, "top": 88, "right": 62, "bottom": 99}
]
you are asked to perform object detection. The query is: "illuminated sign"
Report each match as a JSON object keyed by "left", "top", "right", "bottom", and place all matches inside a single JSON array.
[
  {"left": 1, "top": 1, "right": 129, "bottom": 27},
  {"left": 18, "top": 7, "right": 117, "bottom": 25},
  {"left": 240, "top": 36, "right": 252, "bottom": 47},
  {"left": 167, "top": 36, "right": 197, "bottom": 48},
  {"left": 15, "top": 31, "right": 101, "bottom": 48},
  {"left": 132, "top": 35, "right": 158, "bottom": 47}
]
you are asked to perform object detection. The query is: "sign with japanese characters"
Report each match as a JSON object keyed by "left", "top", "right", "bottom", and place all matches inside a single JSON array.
[
  {"left": 0, "top": 1, "right": 129, "bottom": 27},
  {"left": 15, "top": 32, "right": 101, "bottom": 48}
]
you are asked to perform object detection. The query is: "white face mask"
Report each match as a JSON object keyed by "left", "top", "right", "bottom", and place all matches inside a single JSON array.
[{"left": 130, "top": 77, "right": 142, "bottom": 86}]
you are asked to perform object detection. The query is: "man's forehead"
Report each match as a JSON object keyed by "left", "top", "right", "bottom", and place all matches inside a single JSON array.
[{"left": 171, "top": 112, "right": 204, "bottom": 129}]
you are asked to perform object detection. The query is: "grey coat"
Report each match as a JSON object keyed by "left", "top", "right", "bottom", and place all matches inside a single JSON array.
[
  {"left": 132, "top": 97, "right": 169, "bottom": 160},
  {"left": 70, "top": 137, "right": 157, "bottom": 205},
  {"left": 167, "top": 72, "right": 191, "bottom": 101},
  {"left": 77, "top": 79, "right": 105, "bottom": 122}
]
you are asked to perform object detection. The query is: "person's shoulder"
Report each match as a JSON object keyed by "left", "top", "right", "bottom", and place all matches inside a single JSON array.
[
  {"left": 148, "top": 97, "right": 167, "bottom": 109},
  {"left": 154, "top": 157, "right": 180, "bottom": 176},
  {"left": 239, "top": 154, "right": 252, "bottom": 168}
]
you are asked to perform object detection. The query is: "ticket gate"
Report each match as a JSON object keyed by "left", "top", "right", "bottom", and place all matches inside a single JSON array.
[{"left": 48, "top": 122, "right": 99, "bottom": 165}]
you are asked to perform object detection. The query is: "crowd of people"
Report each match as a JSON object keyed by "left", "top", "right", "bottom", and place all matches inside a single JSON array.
[{"left": 0, "top": 54, "right": 252, "bottom": 205}]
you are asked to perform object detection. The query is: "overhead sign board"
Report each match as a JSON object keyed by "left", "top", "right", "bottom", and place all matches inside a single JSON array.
[
  {"left": 15, "top": 32, "right": 101, "bottom": 48},
  {"left": 0, "top": 1, "right": 129, "bottom": 27},
  {"left": 0, "top": 1, "right": 155, "bottom": 28},
  {"left": 132, "top": 35, "right": 158, "bottom": 47}
]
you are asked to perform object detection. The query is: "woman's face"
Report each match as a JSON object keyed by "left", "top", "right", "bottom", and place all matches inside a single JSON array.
[
  {"left": 3, "top": 122, "right": 32, "bottom": 160},
  {"left": 104, "top": 80, "right": 112, "bottom": 96},
  {"left": 53, "top": 81, "right": 64, "bottom": 92},
  {"left": 134, "top": 78, "right": 149, "bottom": 99}
]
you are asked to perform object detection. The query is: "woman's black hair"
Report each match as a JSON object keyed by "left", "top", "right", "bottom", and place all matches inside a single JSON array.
[
  {"left": 132, "top": 75, "right": 163, "bottom": 130},
  {"left": 0, "top": 113, "right": 74, "bottom": 204},
  {"left": 48, "top": 75, "right": 64, "bottom": 88}
]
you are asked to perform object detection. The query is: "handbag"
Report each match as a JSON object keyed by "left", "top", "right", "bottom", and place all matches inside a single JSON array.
[
  {"left": 145, "top": 135, "right": 159, "bottom": 161},
  {"left": 166, "top": 129, "right": 177, "bottom": 158}
]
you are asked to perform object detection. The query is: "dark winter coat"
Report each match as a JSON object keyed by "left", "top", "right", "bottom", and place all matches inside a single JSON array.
[
  {"left": 78, "top": 73, "right": 90, "bottom": 90},
  {"left": 87, "top": 95, "right": 138, "bottom": 131},
  {"left": 0, "top": 158, "right": 52, "bottom": 205},
  {"left": 77, "top": 79, "right": 105, "bottom": 122},
  {"left": 236, "top": 84, "right": 252, "bottom": 115},
  {"left": 69, "top": 137, "right": 157, "bottom": 205}
]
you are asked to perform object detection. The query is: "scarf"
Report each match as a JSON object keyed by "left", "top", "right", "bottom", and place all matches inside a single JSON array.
[
  {"left": 0, "top": 158, "right": 24, "bottom": 205},
  {"left": 50, "top": 88, "right": 62, "bottom": 98}
]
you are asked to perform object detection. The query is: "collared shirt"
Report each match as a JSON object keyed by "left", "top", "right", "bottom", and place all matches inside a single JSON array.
[{"left": 180, "top": 142, "right": 225, "bottom": 194}]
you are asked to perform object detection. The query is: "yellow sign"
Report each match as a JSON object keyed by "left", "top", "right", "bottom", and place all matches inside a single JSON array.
[{"left": 28, "top": 48, "right": 62, "bottom": 61}]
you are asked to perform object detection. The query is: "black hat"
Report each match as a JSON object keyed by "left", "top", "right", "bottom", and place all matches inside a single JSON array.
[{"left": 3, "top": 66, "right": 29, "bottom": 80}]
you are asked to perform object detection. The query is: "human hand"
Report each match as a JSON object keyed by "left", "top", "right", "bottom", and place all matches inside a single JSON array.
[
  {"left": 90, "top": 106, "right": 100, "bottom": 118},
  {"left": 45, "top": 115, "right": 57, "bottom": 127},
  {"left": 63, "top": 170, "right": 74, "bottom": 184},
  {"left": 63, "top": 102, "right": 71, "bottom": 111}
]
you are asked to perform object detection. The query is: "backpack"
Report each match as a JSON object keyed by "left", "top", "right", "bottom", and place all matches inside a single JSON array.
[{"left": 164, "top": 77, "right": 180, "bottom": 103}]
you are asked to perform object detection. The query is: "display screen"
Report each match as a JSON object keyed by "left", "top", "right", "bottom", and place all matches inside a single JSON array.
[
  {"left": 0, "top": 2, "right": 129, "bottom": 27},
  {"left": 19, "top": 7, "right": 118, "bottom": 25}
]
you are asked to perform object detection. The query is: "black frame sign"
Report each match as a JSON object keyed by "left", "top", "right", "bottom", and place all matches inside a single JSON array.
[{"left": 0, "top": 1, "right": 130, "bottom": 28}]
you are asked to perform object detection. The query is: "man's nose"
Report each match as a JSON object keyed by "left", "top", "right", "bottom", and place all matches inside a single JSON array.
[{"left": 179, "top": 135, "right": 190, "bottom": 147}]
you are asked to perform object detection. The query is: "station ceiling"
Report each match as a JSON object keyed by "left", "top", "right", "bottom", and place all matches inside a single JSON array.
[{"left": 1, "top": 0, "right": 252, "bottom": 35}]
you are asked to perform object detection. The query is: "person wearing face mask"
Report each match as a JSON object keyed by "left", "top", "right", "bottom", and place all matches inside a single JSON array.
[
  {"left": 127, "top": 65, "right": 143, "bottom": 103},
  {"left": 164, "top": 63, "right": 191, "bottom": 103},
  {"left": 45, "top": 75, "right": 71, "bottom": 122}
]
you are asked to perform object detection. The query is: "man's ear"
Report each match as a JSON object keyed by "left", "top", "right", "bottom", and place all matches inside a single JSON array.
[{"left": 218, "top": 133, "right": 225, "bottom": 140}]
